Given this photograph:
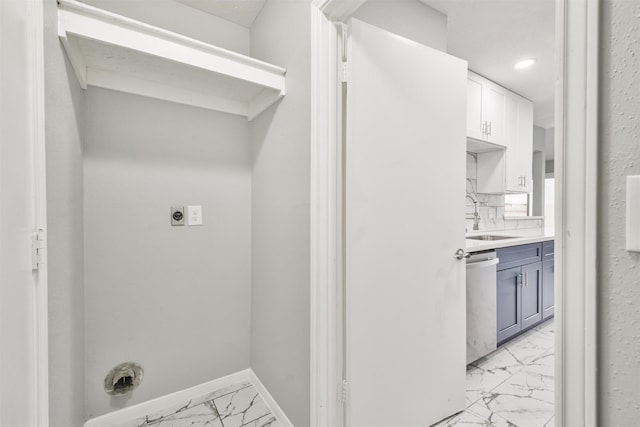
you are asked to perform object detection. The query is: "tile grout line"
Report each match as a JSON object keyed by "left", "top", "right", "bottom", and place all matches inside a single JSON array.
[
  {"left": 461, "top": 320, "right": 555, "bottom": 426},
  {"left": 211, "top": 384, "right": 277, "bottom": 427}
]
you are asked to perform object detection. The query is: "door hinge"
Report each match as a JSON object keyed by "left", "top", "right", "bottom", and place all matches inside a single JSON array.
[
  {"left": 340, "top": 61, "right": 348, "bottom": 83},
  {"left": 337, "top": 379, "right": 349, "bottom": 405},
  {"left": 32, "top": 228, "right": 46, "bottom": 271}
]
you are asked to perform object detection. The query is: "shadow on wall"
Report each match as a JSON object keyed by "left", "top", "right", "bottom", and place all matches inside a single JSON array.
[{"left": 84, "top": 88, "right": 251, "bottom": 172}]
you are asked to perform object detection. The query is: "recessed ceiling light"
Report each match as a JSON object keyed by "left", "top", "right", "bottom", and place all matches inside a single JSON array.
[{"left": 514, "top": 59, "right": 536, "bottom": 69}]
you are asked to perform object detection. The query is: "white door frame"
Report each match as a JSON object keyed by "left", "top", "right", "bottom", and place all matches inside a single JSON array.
[
  {"left": 2, "top": 0, "right": 49, "bottom": 424},
  {"left": 309, "top": 0, "right": 599, "bottom": 426},
  {"left": 28, "top": 0, "right": 50, "bottom": 423},
  {"left": 554, "top": 0, "right": 599, "bottom": 425}
]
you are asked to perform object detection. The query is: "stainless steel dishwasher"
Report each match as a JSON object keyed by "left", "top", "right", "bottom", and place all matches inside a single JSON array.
[{"left": 466, "top": 250, "right": 499, "bottom": 364}]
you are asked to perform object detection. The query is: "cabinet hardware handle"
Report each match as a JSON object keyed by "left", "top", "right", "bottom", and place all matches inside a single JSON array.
[
  {"left": 482, "top": 121, "right": 487, "bottom": 136},
  {"left": 455, "top": 248, "right": 471, "bottom": 260},
  {"left": 488, "top": 122, "right": 492, "bottom": 136},
  {"left": 524, "top": 271, "right": 529, "bottom": 287}
]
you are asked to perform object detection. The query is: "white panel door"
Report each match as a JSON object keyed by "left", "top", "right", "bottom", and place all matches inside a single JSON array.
[
  {"left": 346, "top": 19, "right": 467, "bottom": 427},
  {"left": 1, "top": 0, "right": 46, "bottom": 425}
]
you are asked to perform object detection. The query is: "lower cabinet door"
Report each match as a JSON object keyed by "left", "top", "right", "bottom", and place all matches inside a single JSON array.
[
  {"left": 497, "top": 266, "right": 522, "bottom": 343},
  {"left": 542, "top": 260, "right": 555, "bottom": 319},
  {"left": 521, "top": 261, "right": 543, "bottom": 329}
]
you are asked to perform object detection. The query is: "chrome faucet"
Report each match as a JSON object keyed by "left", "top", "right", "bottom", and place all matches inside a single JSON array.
[{"left": 466, "top": 194, "right": 481, "bottom": 231}]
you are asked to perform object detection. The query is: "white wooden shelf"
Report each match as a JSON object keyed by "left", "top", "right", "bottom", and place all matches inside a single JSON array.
[{"left": 57, "top": 0, "right": 286, "bottom": 120}]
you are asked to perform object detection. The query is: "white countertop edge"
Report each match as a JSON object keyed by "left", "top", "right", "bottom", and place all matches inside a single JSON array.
[
  {"left": 465, "top": 232, "right": 555, "bottom": 252},
  {"left": 503, "top": 216, "right": 545, "bottom": 220}
]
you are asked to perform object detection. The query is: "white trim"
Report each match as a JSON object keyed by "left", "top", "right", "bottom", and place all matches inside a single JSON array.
[
  {"left": 84, "top": 369, "right": 292, "bottom": 427},
  {"left": 555, "top": 0, "right": 598, "bottom": 425},
  {"left": 309, "top": 0, "right": 600, "bottom": 425},
  {"left": 27, "top": 0, "right": 49, "bottom": 423},
  {"left": 584, "top": 1, "right": 599, "bottom": 424},
  {"left": 310, "top": 3, "right": 341, "bottom": 427},
  {"left": 248, "top": 370, "right": 295, "bottom": 427}
]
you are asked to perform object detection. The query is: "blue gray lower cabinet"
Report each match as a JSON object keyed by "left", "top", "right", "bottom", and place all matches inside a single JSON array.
[
  {"left": 542, "top": 261, "right": 555, "bottom": 319},
  {"left": 496, "top": 240, "right": 553, "bottom": 345},
  {"left": 521, "top": 261, "right": 543, "bottom": 329},
  {"left": 497, "top": 266, "right": 522, "bottom": 343}
]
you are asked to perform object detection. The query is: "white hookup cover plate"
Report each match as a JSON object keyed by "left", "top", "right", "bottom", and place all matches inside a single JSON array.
[
  {"left": 187, "top": 205, "right": 203, "bottom": 226},
  {"left": 627, "top": 176, "right": 640, "bottom": 251}
]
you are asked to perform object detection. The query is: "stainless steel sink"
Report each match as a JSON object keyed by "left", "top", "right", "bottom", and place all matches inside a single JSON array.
[{"left": 466, "top": 235, "right": 518, "bottom": 241}]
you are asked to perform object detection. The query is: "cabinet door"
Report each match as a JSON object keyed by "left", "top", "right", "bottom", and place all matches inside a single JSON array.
[
  {"left": 542, "top": 260, "right": 555, "bottom": 319},
  {"left": 521, "top": 261, "right": 543, "bottom": 329},
  {"left": 497, "top": 266, "right": 522, "bottom": 343},
  {"left": 516, "top": 98, "right": 534, "bottom": 192},
  {"left": 483, "top": 83, "right": 507, "bottom": 147},
  {"left": 467, "top": 74, "right": 484, "bottom": 140},
  {"left": 505, "top": 95, "right": 534, "bottom": 193},
  {"left": 504, "top": 95, "right": 522, "bottom": 192}
]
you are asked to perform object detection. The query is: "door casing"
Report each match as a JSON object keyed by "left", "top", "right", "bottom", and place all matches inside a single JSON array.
[{"left": 309, "top": 0, "right": 600, "bottom": 426}]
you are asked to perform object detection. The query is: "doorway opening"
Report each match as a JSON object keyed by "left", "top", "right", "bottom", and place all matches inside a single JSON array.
[{"left": 309, "top": 0, "right": 598, "bottom": 425}]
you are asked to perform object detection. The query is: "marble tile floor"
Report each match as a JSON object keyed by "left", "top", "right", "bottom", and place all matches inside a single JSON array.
[
  {"left": 435, "top": 319, "right": 555, "bottom": 427},
  {"left": 114, "top": 382, "right": 281, "bottom": 427}
]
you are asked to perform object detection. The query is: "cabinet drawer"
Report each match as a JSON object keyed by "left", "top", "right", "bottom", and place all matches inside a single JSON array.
[
  {"left": 496, "top": 243, "right": 542, "bottom": 271},
  {"left": 542, "top": 240, "right": 555, "bottom": 261}
]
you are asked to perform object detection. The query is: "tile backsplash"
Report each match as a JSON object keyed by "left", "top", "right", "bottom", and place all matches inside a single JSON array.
[{"left": 466, "top": 153, "right": 543, "bottom": 234}]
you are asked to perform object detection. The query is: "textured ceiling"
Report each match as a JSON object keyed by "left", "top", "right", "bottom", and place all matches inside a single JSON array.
[{"left": 421, "top": 0, "right": 555, "bottom": 129}]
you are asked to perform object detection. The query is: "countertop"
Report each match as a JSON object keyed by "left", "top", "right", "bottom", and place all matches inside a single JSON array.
[{"left": 465, "top": 229, "right": 555, "bottom": 252}]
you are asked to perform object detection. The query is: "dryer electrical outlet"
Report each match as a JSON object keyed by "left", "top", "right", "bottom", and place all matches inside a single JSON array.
[
  {"left": 171, "top": 206, "right": 185, "bottom": 226},
  {"left": 187, "top": 205, "right": 203, "bottom": 226}
]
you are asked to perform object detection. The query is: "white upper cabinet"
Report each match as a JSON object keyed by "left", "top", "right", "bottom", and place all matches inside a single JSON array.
[
  {"left": 482, "top": 84, "right": 508, "bottom": 146},
  {"left": 474, "top": 75, "right": 534, "bottom": 194},
  {"left": 466, "top": 71, "right": 507, "bottom": 147},
  {"left": 504, "top": 95, "right": 534, "bottom": 193},
  {"left": 57, "top": 0, "right": 286, "bottom": 121},
  {"left": 466, "top": 74, "right": 484, "bottom": 141}
]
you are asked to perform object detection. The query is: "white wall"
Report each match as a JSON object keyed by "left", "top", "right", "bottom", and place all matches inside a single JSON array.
[
  {"left": 352, "top": 0, "right": 447, "bottom": 51},
  {"left": 249, "top": 1, "right": 311, "bottom": 426},
  {"left": 44, "top": 0, "right": 86, "bottom": 424},
  {"left": 544, "top": 127, "right": 554, "bottom": 176},
  {"left": 80, "top": 0, "right": 250, "bottom": 55},
  {"left": 83, "top": 89, "right": 252, "bottom": 418},
  {"left": 532, "top": 125, "right": 546, "bottom": 216},
  {"left": 598, "top": 1, "right": 640, "bottom": 424}
]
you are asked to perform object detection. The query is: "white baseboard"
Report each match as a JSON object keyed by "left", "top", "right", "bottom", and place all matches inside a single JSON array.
[
  {"left": 248, "top": 369, "right": 294, "bottom": 427},
  {"left": 84, "top": 368, "right": 294, "bottom": 427},
  {"left": 85, "top": 369, "right": 251, "bottom": 427}
]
